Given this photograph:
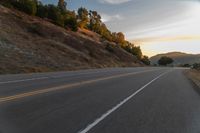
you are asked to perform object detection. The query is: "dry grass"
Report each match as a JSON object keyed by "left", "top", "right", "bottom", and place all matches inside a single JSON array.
[
  {"left": 184, "top": 69, "right": 200, "bottom": 87},
  {"left": 0, "top": 5, "right": 141, "bottom": 74}
]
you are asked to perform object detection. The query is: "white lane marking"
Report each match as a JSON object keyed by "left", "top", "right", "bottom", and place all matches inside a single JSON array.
[
  {"left": 78, "top": 70, "right": 171, "bottom": 133},
  {"left": 0, "top": 69, "right": 161, "bottom": 103},
  {"left": 0, "top": 77, "right": 49, "bottom": 84},
  {"left": 0, "top": 69, "right": 155, "bottom": 85},
  {"left": 0, "top": 71, "right": 114, "bottom": 84},
  {"left": 0, "top": 71, "right": 108, "bottom": 84}
]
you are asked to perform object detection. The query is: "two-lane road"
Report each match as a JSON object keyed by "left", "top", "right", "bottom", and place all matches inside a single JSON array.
[{"left": 0, "top": 67, "right": 200, "bottom": 133}]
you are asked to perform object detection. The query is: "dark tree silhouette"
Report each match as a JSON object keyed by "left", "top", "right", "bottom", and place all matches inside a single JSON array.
[{"left": 158, "top": 56, "right": 174, "bottom": 66}]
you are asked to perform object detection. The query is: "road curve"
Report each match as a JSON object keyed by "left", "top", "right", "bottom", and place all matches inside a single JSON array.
[{"left": 0, "top": 67, "right": 200, "bottom": 133}]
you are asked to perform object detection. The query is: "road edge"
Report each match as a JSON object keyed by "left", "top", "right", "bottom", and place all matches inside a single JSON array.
[{"left": 183, "top": 69, "right": 200, "bottom": 94}]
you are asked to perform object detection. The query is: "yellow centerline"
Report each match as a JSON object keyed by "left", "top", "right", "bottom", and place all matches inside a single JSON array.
[{"left": 0, "top": 69, "right": 161, "bottom": 103}]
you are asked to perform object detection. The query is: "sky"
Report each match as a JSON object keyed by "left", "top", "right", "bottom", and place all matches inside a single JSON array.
[{"left": 42, "top": 0, "right": 200, "bottom": 57}]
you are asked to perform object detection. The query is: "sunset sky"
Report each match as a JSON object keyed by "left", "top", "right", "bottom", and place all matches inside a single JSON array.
[{"left": 42, "top": 0, "right": 200, "bottom": 57}]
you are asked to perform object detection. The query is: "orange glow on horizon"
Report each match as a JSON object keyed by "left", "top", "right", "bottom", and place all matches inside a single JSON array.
[{"left": 133, "top": 35, "right": 200, "bottom": 45}]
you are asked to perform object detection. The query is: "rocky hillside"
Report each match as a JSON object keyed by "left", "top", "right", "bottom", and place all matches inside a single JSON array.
[
  {"left": 0, "top": 5, "right": 141, "bottom": 74},
  {"left": 150, "top": 52, "right": 200, "bottom": 65}
]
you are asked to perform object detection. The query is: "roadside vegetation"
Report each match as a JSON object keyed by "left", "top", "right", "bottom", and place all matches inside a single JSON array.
[
  {"left": 192, "top": 63, "right": 200, "bottom": 70},
  {"left": 184, "top": 62, "right": 200, "bottom": 89},
  {"left": 158, "top": 56, "right": 174, "bottom": 66},
  {"left": 1, "top": 0, "right": 150, "bottom": 65}
]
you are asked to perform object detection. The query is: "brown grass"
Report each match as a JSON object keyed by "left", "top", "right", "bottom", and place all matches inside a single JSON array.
[
  {"left": 0, "top": 5, "right": 141, "bottom": 74},
  {"left": 184, "top": 69, "right": 200, "bottom": 87}
]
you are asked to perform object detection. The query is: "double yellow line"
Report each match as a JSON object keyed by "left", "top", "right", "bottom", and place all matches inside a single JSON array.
[{"left": 0, "top": 69, "right": 160, "bottom": 103}]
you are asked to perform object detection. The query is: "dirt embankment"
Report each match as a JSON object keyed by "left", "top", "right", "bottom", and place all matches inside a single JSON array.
[
  {"left": 184, "top": 69, "right": 200, "bottom": 88},
  {"left": 0, "top": 5, "right": 142, "bottom": 74}
]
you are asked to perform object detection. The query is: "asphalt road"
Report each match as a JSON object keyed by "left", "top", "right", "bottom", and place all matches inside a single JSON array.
[{"left": 0, "top": 67, "right": 200, "bottom": 133}]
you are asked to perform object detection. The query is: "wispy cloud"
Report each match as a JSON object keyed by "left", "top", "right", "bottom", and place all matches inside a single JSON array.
[
  {"left": 134, "top": 35, "right": 200, "bottom": 45},
  {"left": 98, "top": 0, "right": 131, "bottom": 4},
  {"left": 101, "top": 14, "right": 123, "bottom": 22}
]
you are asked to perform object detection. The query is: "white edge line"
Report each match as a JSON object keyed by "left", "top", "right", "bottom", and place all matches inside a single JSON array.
[
  {"left": 0, "top": 77, "right": 49, "bottom": 84},
  {"left": 78, "top": 70, "right": 171, "bottom": 133},
  {"left": 0, "top": 71, "right": 105, "bottom": 84}
]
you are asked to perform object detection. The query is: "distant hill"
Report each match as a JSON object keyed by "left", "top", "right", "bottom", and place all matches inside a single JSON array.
[
  {"left": 150, "top": 52, "right": 200, "bottom": 66},
  {"left": 0, "top": 5, "right": 142, "bottom": 74}
]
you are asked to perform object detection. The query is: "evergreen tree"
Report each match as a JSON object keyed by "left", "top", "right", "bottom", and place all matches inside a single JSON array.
[{"left": 58, "top": 0, "right": 66, "bottom": 12}]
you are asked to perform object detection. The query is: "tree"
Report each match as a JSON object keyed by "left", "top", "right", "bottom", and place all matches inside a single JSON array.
[
  {"left": 88, "top": 10, "right": 102, "bottom": 33},
  {"left": 116, "top": 32, "right": 125, "bottom": 44},
  {"left": 47, "top": 4, "right": 64, "bottom": 26},
  {"left": 100, "top": 24, "right": 112, "bottom": 41},
  {"left": 192, "top": 63, "right": 200, "bottom": 70},
  {"left": 58, "top": 0, "right": 67, "bottom": 12},
  {"left": 141, "top": 56, "right": 150, "bottom": 65},
  {"left": 77, "top": 7, "right": 89, "bottom": 29},
  {"left": 64, "top": 11, "right": 78, "bottom": 31},
  {"left": 120, "top": 42, "right": 143, "bottom": 60},
  {"left": 36, "top": 2, "right": 48, "bottom": 18},
  {"left": 131, "top": 46, "right": 142, "bottom": 60},
  {"left": 158, "top": 56, "right": 174, "bottom": 66},
  {"left": 12, "top": 0, "right": 37, "bottom": 15}
]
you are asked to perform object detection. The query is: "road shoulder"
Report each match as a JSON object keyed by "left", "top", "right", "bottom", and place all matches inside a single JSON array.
[{"left": 184, "top": 69, "right": 200, "bottom": 93}]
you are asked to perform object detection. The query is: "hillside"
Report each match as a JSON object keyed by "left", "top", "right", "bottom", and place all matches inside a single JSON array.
[
  {"left": 150, "top": 52, "right": 200, "bottom": 65},
  {"left": 0, "top": 5, "right": 142, "bottom": 74}
]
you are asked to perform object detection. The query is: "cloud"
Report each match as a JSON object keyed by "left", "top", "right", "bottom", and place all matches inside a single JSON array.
[
  {"left": 101, "top": 14, "right": 123, "bottom": 22},
  {"left": 99, "top": 0, "right": 131, "bottom": 4},
  {"left": 133, "top": 35, "right": 200, "bottom": 45}
]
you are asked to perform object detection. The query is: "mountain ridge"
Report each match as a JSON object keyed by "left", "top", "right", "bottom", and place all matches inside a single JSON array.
[{"left": 150, "top": 52, "right": 200, "bottom": 65}]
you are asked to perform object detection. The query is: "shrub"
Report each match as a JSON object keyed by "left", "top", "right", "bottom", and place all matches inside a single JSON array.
[
  {"left": 12, "top": 0, "right": 37, "bottom": 15},
  {"left": 105, "top": 44, "right": 114, "bottom": 53},
  {"left": 64, "top": 17, "right": 78, "bottom": 31},
  {"left": 158, "top": 56, "right": 174, "bottom": 66},
  {"left": 193, "top": 63, "right": 200, "bottom": 70},
  {"left": 36, "top": 3, "right": 48, "bottom": 18},
  {"left": 141, "top": 56, "right": 150, "bottom": 65},
  {"left": 46, "top": 4, "right": 64, "bottom": 26}
]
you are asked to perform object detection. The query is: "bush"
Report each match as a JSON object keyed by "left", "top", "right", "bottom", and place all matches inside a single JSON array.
[
  {"left": 121, "top": 43, "right": 142, "bottom": 60},
  {"left": 105, "top": 44, "right": 114, "bottom": 53},
  {"left": 141, "top": 56, "right": 150, "bottom": 65},
  {"left": 63, "top": 11, "right": 78, "bottom": 31},
  {"left": 193, "top": 63, "right": 200, "bottom": 70},
  {"left": 36, "top": 3, "right": 48, "bottom": 18},
  {"left": 64, "top": 17, "right": 78, "bottom": 31},
  {"left": 158, "top": 56, "right": 174, "bottom": 66},
  {"left": 46, "top": 4, "right": 64, "bottom": 26},
  {"left": 12, "top": 0, "right": 37, "bottom": 15}
]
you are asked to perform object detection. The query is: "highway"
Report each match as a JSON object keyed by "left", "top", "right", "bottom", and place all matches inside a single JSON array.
[{"left": 0, "top": 67, "right": 200, "bottom": 133}]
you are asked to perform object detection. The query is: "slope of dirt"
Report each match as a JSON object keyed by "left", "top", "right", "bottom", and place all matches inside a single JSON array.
[
  {"left": 0, "top": 5, "right": 141, "bottom": 74},
  {"left": 184, "top": 70, "right": 200, "bottom": 89}
]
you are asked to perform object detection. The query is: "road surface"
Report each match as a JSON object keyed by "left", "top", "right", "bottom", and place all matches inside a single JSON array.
[{"left": 0, "top": 67, "right": 200, "bottom": 133}]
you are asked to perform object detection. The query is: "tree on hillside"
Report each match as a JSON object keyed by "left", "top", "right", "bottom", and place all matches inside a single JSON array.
[
  {"left": 58, "top": 0, "right": 67, "bottom": 12},
  {"left": 36, "top": 2, "right": 48, "bottom": 18},
  {"left": 100, "top": 24, "right": 113, "bottom": 41},
  {"left": 120, "top": 42, "right": 143, "bottom": 60},
  {"left": 158, "top": 56, "right": 174, "bottom": 66},
  {"left": 141, "top": 56, "right": 150, "bottom": 65},
  {"left": 47, "top": 4, "right": 64, "bottom": 26},
  {"left": 77, "top": 7, "right": 89, "bottom": 28},
  {"left": 88, "top": 10, "right": 102, "bottom": 33},
  {"left": 116, "top": 32, "right": 125, "bottom": 44},
  {"left": 12, "top": 0, "right": 37, "bottom": 15},
  {"left": 64, "top": 11, "right": 78, "bottom": 31}
]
